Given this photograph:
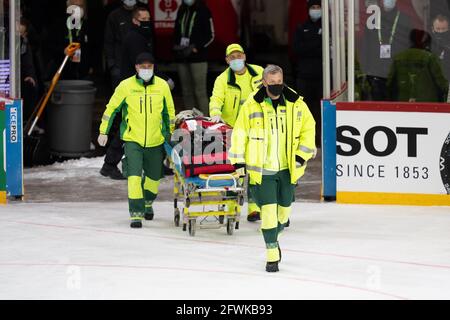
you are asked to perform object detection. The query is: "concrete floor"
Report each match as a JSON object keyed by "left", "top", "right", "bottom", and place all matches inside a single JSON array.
[{"left": 22, "top": 149, "right": 322, "bottom": 204}]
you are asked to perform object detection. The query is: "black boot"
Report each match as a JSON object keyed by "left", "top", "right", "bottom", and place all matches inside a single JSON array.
[
  {"left": 144, "top": 206, "right": 154, "bottom": 220},
  {"left": 247, "top": 212, "right": 261, "bottom": 222},
  {"left": 130, "top": 220, "right": 142, "bottom": 228},
  {"left": 100, "top": 164, "right": 126, "bottom": 180},
  {"left": 266, "top": 261, "right": 279, "bottom": 273},
  {"left": 144, "top": 213, "right": 154, "bottom": 220}
]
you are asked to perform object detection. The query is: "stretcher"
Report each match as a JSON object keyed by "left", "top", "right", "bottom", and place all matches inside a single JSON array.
[{"left": 164, "top": 142, "right": 245, "bottom": 237}]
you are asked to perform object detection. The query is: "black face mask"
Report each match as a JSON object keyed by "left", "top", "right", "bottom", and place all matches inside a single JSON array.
[
  {"left": 139, "top": 21, "right": 151, "bottom": 32},
  {"left": 434, "top": 31, "right": 450, "bottom": 42},
  {"left": 267, "top": 84, "right": 284, "bottom": 97}
]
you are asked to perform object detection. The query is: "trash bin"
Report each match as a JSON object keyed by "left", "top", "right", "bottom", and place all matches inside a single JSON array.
[{"left": 47, "top": 80, "right": 97, "bottom": 157}]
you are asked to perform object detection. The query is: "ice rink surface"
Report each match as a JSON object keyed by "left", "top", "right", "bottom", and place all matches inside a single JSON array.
[
  {"left": 0, "top": 156, "right": 449, "bottom": 300},
  {"left": 1, "top": 201, "right": 449, "bottom": 300}
]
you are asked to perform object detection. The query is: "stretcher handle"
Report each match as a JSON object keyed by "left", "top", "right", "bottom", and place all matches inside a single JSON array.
[{"left": 205, "top": 174, "right": 237, "bottom": 189}]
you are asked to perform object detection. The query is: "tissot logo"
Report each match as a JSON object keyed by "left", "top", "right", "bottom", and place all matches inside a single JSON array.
[{"left": 337, "top": 125, "right": 428, "bottom": 157}]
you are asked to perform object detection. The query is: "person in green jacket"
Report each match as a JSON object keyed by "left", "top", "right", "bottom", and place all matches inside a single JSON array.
[
  {"left": 210, "top": 43, "right": 264, "bottom": 222},
  {"left": 230, "top": 65, "right": 316, "bottom": 272},
  {"left": 98, "top": 52, "right": 175, "bottom": 228},
  {"left": 387, "top": 29, "right": 449, "bottom": 102}
]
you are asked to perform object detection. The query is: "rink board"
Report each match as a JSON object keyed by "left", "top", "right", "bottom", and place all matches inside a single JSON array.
[{"left": 335, "top": 102, "right": 450, "bottom": 206}]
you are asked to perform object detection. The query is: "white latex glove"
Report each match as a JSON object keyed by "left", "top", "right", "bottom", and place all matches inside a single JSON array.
[
  {"left": 235, "top": 167, "right": 246, "bottom": 177},
  {"left": 97, "top": 134, "right": 108, "bottom": 147},
  {"left": 211, "top": 115, "right": 222, "bottom": 123}
]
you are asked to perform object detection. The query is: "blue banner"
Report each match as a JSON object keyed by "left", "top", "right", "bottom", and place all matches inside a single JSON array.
[
  {"left": 322, "top": 100, "right": 336, "bottom": 200},
  {"left": 5, "top": 99, "right": 23, "bottom": 198}
]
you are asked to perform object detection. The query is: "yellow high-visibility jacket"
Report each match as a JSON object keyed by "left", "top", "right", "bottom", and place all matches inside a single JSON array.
[
  {"left": 99, "top": 75, "right": 175, "bottom": 148},
  {"left": 209, "top": 64, "right": 263, "bottom": 127},
  {"left": 229, "top": 86, "right": 316, "bottom": 185}
]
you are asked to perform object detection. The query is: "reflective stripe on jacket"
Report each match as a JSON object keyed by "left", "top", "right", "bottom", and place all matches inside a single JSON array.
[
  {"left": 209, "top": 64, "right": 263, "bottom": 127},
  {"left": 99, "top": 75, "right": 175, "bottom": 148},
  {"left": 230, "top": 86, "right": 316, "bottom": 185}
]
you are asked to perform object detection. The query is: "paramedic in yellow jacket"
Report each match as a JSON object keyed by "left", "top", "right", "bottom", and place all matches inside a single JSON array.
[
  {"left": 98, "top": 52, "right": 175, "bottom": 229},
  {"left": 230, "top": 65, "right": 316, "bottom": 272},
  {"left": 209, "top": 43, "right": 264, "bottom": 222}
]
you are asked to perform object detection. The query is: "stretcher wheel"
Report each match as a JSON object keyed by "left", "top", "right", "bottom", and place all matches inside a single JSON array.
[
  {"left": 235, "top": 221, "right": 240, "bottom": 230},
  {"left": 182, "top": 223, "right": 187, "bottom": 232},
  {"left": 188, "top": 219, "right": 196, "bottom": 237},
  {"left": 227, "top": 219, "right": 235, "bottom": 235},
  {"left": 239, "top": 195, "right": 244, "bottom": 206},
  {"left": 174, "top": 209, "right": 180, "bottom": 227},
  {"left": 218, "top": 215, "right": 225, "bottom": 224}
]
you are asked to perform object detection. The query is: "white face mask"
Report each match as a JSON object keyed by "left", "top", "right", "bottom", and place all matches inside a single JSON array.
[
  {"left": 138, "top": 68, "right": 153, "bottom": 81},
  {"left": 309, "top": 9, "right": 322, "bottom": 21},
  {"left": 229, "top": 58, "right": 245, "bottom": 72},
  {"left": 184, "top": 0, "right": 195, "bottom": 6},
  {"left": 123, "top": 0, "right": 137, "bottom": 7},
  {"left": 383, "top": 0, "right": 396, "bottom": 11}
]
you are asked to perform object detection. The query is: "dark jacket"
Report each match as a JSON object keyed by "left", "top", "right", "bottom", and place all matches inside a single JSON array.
[
  {"left": 120, "top": 24, "right": 153, "bottom": 80},
  {"left": 104, "top": 6, "right": 134, "bottom": 74},
  {"left": 20, "top": 37, "right": 37, "bottom": 82},
  {"left": 360, "top": 8, "right": 412, "bottom": 79},
  {"left": 293, "top": 18, "right": 323, "bottom": 79},
  {"left": 47, "top": 16, "right": 94, "bottom": 80},
  {"left": 431, "top": 32, "right": 450, "bottom": 81},
  {"left": 173, "top": 2, "right": 214, "bottom": 63}
]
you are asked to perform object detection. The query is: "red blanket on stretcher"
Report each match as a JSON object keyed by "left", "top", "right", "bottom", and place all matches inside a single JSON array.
[{"left": 173, "top": 117, "right": 236, "bottom": 178}]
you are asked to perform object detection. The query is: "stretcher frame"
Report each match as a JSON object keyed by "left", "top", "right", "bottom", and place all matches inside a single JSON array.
[{"left": 166, "top": 143, "right": 245, "bottom": 237}]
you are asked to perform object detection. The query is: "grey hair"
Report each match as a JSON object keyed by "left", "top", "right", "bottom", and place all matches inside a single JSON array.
[{"left": 263, "top": 64, "right": 283, "bottom": 79}]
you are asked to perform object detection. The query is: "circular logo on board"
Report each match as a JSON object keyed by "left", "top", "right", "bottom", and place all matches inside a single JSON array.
[{"left": 440, "top": 132, "right": 450, "bottom": 195}]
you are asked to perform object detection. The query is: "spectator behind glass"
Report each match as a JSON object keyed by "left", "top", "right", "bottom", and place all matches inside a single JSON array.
[
  {"left": 431, "top": 14, "right": 450, "bottom": 81},
  {"left": 19, "top": 18, "right": 38, "bottom": 123},
  {"left": 120, "top": 7, "right": 153, "bottom": 80},
  {"left": 104, "top": 0, "right": 136, "bottom": 90},
  {"left": 360, "top": 0, "right": 412, "bottom": 101},
  {"left": 387, "top": 29, "right": 449, "bottom": 103},
  {"left": 293, "top": 0, "right": 322, "bottom": 147},
  {"left": 173, "top": 0, "right": 215, "bottom": 116},
  {"left": 136, "top": 0, "right": 149, "bottom": 8},
  {"left": 46, "top": 0, "right": 94, "bottom": 80}
]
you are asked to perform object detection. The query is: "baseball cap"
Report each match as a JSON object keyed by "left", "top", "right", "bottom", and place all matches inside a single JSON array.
[
  {"left": 136, "top": 52, "right": 155, "bottom": 65},
  {"left": 226, "top": 43, "right": 245, "bottom": 56}
]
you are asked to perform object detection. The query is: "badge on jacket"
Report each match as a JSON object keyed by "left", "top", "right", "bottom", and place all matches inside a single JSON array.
[
  {"left": 72, "top": 48, "right": 81, "bottom": 63},
  {"left": 380, "top": 44, "right": 391, "bottom": 59}
]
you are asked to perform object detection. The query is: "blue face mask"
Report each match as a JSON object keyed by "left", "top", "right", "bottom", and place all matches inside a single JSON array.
[
  {"left": 309, "top": 9, "right": 322, "bottom": 21},
  {"left": 229, "top": 59, "right": 245, "bottom": 72},
  {"left": 184, "top": 0, "right": 195, "bottom": 6}
]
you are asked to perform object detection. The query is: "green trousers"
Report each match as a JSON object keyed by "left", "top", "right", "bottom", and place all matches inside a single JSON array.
[
  {"left": 249, "top": 170, "right": 295, "bottom": 262},
  {"left": 247, "top": 180, "right": 260, "bottom": 215},
  {"left": 123, "top": 142, "right": 165, "bottom": 220}
]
